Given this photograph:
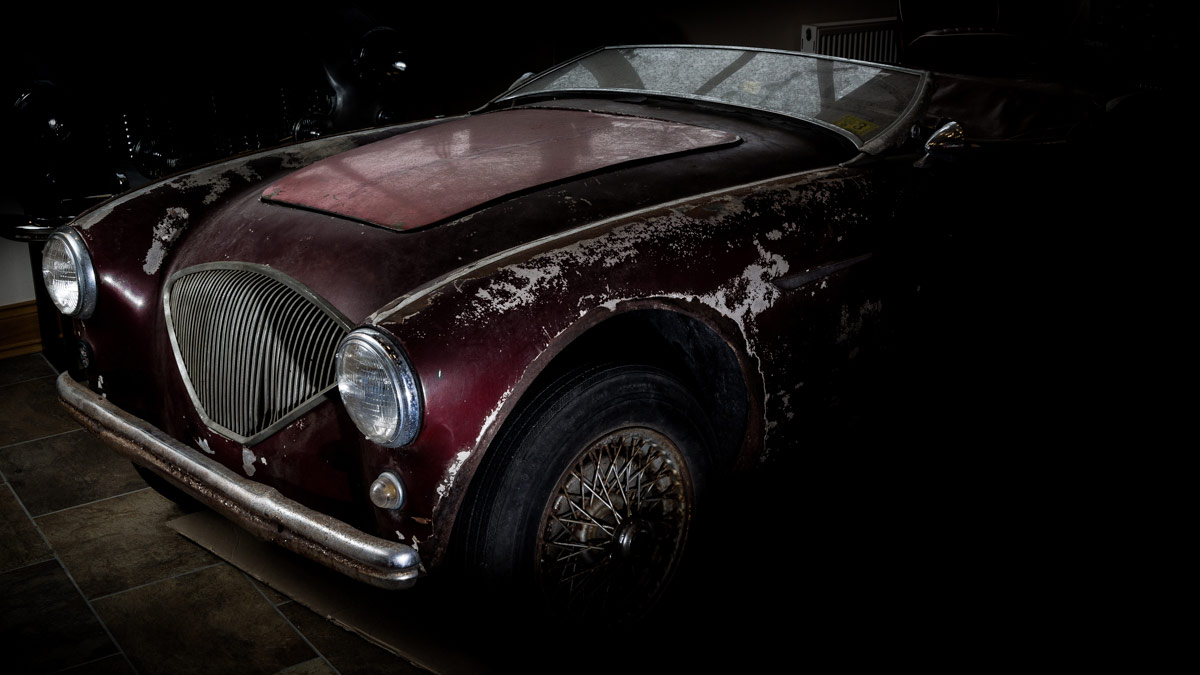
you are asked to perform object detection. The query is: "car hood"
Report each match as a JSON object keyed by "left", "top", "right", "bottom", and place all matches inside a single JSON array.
[
  {"left": 74, "top": 98, "right": 851, "bottom": 327},
  {"left": 259, "top": 108, "right": 739, "bottom": 230}
]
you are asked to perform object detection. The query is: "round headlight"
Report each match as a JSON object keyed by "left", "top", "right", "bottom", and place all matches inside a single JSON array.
[
  {"left": 41, "top": 227, "right": 97, "bottom": 318},
  {"left": 335, "top": 328, "right": 422, "bottom": 447}
]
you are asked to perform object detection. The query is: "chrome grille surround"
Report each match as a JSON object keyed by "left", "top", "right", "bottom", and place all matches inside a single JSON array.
[{"left": 164, "top": 263, "right": 351, "bottom": 445}]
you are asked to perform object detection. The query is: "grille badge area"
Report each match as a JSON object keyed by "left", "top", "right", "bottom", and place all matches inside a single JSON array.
[{"left": 164, "top": 263, "right": 351, "bottom": 445}]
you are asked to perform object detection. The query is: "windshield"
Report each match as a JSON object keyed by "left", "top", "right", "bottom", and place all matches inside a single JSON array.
[{"left": 495, "top": 46, "right": 925, "bottom": 148}]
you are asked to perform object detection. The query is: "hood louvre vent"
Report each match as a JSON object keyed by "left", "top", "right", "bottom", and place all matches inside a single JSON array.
[{"left": 164, "top": 264, "right": 350, "bottom": 445}]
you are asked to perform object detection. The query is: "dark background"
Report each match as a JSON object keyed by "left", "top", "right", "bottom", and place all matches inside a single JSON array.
[{"left": 2, "top": 0, "right": 1192, "bottom": 222}]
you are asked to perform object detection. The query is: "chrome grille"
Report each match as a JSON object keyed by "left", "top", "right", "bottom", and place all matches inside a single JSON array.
[{"left": 165, "top": 264, "right": 350, "bottom": 444}]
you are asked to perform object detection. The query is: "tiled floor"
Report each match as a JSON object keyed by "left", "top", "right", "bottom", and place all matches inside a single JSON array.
[
  {"left": 0, "top": 350, "right": 836, "bottom": 673},
  {"left": 0, "top": 354, "right": 424, "bottom": 675},
  {"left": 2, "top": 344, "right": 1029, "bottom": 672}
]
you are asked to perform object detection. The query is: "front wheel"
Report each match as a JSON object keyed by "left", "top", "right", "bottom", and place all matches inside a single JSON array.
[{"left": 458, "top": 364, "right": 715, "bottom": 620}]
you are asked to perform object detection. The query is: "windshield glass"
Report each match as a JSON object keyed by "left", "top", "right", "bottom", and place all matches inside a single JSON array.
[{"left": 497, "top": 46, "right": 924, "bottom": 147}]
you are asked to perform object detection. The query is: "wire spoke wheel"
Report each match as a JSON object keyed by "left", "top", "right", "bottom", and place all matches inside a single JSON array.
[
  {"left": 458, "top": 364, "right": 715, "bottom": 622},
  {"left": 536, "top": 427, "right": 692, "bottom": 619}
]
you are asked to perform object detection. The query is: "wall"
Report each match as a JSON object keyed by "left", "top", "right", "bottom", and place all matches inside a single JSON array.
[
  {"left": 1, "top": 238, "right": 35, "bottom": 307},
  {"left": 673, "top": 0, "right": 898, "bottom": 50}
]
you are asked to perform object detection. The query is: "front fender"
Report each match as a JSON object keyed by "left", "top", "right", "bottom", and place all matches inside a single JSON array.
[{"left": 367, "top": 164, "right": 868, "bottom": 563}]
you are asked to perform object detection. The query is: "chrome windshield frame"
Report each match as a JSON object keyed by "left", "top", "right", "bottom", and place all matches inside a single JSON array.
[{"left": 488, "top": 44, "right": 931, "bottom": 153}]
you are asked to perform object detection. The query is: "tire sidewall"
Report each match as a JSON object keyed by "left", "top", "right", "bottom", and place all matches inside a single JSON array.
[{"left": 474, "top": 365, "right": 715, "bottom": 596}]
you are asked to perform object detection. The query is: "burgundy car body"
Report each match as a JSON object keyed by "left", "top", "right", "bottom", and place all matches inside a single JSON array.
[{"left": 51, "top": 46, "right": 1033, "bottom": 592}]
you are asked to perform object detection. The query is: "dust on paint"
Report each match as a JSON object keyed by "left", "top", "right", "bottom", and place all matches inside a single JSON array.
[
  {"left": 143, "top": 207, "right": 189, "bottom": 275},
  {"left": 78, "top": 127, "right": 382, "bottom": 232},
  {"left": 279, "top": 137, "right": 359, "bottom": 169}
]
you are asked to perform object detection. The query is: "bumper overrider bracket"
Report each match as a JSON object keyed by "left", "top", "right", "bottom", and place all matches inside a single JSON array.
[{"left": 57, "top": 373, "right": 421, "bottom": 589}]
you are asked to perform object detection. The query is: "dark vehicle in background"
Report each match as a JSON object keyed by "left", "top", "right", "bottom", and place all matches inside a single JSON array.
[
  {"left": 3, "top": 8, "right": 417, "bottom": 244},
  {"left": 2, "top": 8, "right": 425, "bottom": 377},
  {"left": 40, "top": 42, "right": 1132, "bottom": 618}
]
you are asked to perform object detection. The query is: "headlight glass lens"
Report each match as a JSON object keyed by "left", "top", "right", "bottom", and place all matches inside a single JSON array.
[
  {"left": 41, "top": 228, "right": 96, "bottom": 318},
  {"left": 335, "top": 329, "right": 422, "bottom": 447}
]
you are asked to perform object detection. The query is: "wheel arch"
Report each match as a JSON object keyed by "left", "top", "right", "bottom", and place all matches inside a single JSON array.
[{"left": 434, "top": 299, "right": 764, "bottom": 563}]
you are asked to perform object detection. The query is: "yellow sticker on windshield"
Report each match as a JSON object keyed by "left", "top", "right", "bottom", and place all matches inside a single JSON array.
[{"left": 833, "top": 115, "right": 878, "bottom": 137}]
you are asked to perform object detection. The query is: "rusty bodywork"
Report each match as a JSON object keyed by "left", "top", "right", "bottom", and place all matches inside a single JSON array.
[{"left": 47, "top": 45, "right": 1095, "bottom": 601}]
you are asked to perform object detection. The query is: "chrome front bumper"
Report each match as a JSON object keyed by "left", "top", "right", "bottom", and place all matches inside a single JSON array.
[{"left": 57, "top": 373, "right": 421, "bottom": 589}]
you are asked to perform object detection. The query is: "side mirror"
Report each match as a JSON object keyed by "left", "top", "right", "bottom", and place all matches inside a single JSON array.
[
  {"left": 917, "top": 121, "right": 970, "bottom": 167},
  {"left": 926, "top": 121, "right": 966, "bottom": 153}
]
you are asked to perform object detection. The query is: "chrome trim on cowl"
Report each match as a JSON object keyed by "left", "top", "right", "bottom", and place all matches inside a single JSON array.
[{"left": 57, "top": 373, "right": 421, "bottom": 589}]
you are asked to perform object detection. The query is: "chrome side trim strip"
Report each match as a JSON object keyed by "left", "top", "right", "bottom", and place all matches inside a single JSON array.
[
  {"left": 57, "top": 373, "right": 420, "bottom": 589},
  {"left": 773, "top": 252, "right": 874, "bottom": 291}
]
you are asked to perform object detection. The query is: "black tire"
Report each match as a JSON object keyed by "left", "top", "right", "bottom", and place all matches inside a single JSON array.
[{"left": 459, "top": 364, "right": 715, "bottom": 620}]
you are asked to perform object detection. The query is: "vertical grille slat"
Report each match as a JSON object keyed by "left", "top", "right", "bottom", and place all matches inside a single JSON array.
[
  {"left": 245, "top": 281, "right": 294, "bottom": 432},
  {"left": 166, "top": 265, "right": 350, "bottom": 444},
  {"left": 264, "top": 290, "right": 311, "bottom": 429},
  {"left": 277, "top": 302, "right": 315, "bottom": 425},
  {"left": 233, "top": 273, "right": 280, "bottom": 432}
]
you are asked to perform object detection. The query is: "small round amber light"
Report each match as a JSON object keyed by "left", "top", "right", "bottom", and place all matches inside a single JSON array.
[{"left": 369, "top": 472, "right": 406, "bottom": 510}]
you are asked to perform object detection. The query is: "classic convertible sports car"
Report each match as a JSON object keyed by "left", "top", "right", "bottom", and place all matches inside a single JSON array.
[{"left": 43, "top": 45, "right": 1094, "bottom": 617}]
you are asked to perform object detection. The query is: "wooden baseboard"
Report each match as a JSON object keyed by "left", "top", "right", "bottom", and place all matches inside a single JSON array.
[{"left": 0, "top": 300, "right": 41, "bottom": 360}]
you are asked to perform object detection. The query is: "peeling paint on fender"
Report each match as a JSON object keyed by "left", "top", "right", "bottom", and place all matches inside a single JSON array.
[
  {"left": 434, "top": 387, "right": 515, "bottom": 508},
  {"left": 367, "top": 166, "right": 834, "bottom": 326},
  {"left": 170, "top": 163, "right": 261, "bottom": 205},
  {"left": 434, "top": 450, "right": 474, "bottom": 503},
  {"left": 241, "top": 447, "right": 257, "bottom": 476},
  {"left": 143, "top": 207, "right": 189, "bottom": 275}
]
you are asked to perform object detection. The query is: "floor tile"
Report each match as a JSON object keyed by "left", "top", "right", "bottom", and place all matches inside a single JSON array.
[
  {"left": 252, "top": 578, "right": 291, "bottom": 606},
  {"left": 93, "top": 564, "right": 316, "bottom": 675},
  {"left": 277, "top": 658, "right": 337, "bottom": 675},
  {"left": 0, "top": 482, "right": 53, "bottom": 573},
  {"left": 0, "top": 375, "right": 78, "bottom": 446},
  {"left": 279, "top": 602, "right": 428, "bottom": 675},
  {"left": 0, "top": 429, "right": 145, "bottom": 516},
  {"left": 59, "top": 654, "right": 137, "bottom": 674},
  {"left": 37, "top": 488, "right": 217, "bottom": 599},
  {"left": 0, "top": 352, "right": 55, "bottom": 387},
  {"left": 169, "top": 510, "right": 485, "bottom": 673},
  {"left": 0, "top": 559, "right": 118, "bottom": 673}
]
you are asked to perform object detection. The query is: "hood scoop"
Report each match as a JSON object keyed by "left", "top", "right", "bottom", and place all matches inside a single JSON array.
[{"left": 261, "top": 109, "right": 739, "bottom": 231}]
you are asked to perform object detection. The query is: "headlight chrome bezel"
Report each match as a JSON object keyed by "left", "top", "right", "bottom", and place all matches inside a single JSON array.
[
  {"left": 335, "top": 328, "right": 423, "bottom": 447},
  {"left": 41, "top": 226, "right": 98, "bottom": 318}
]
